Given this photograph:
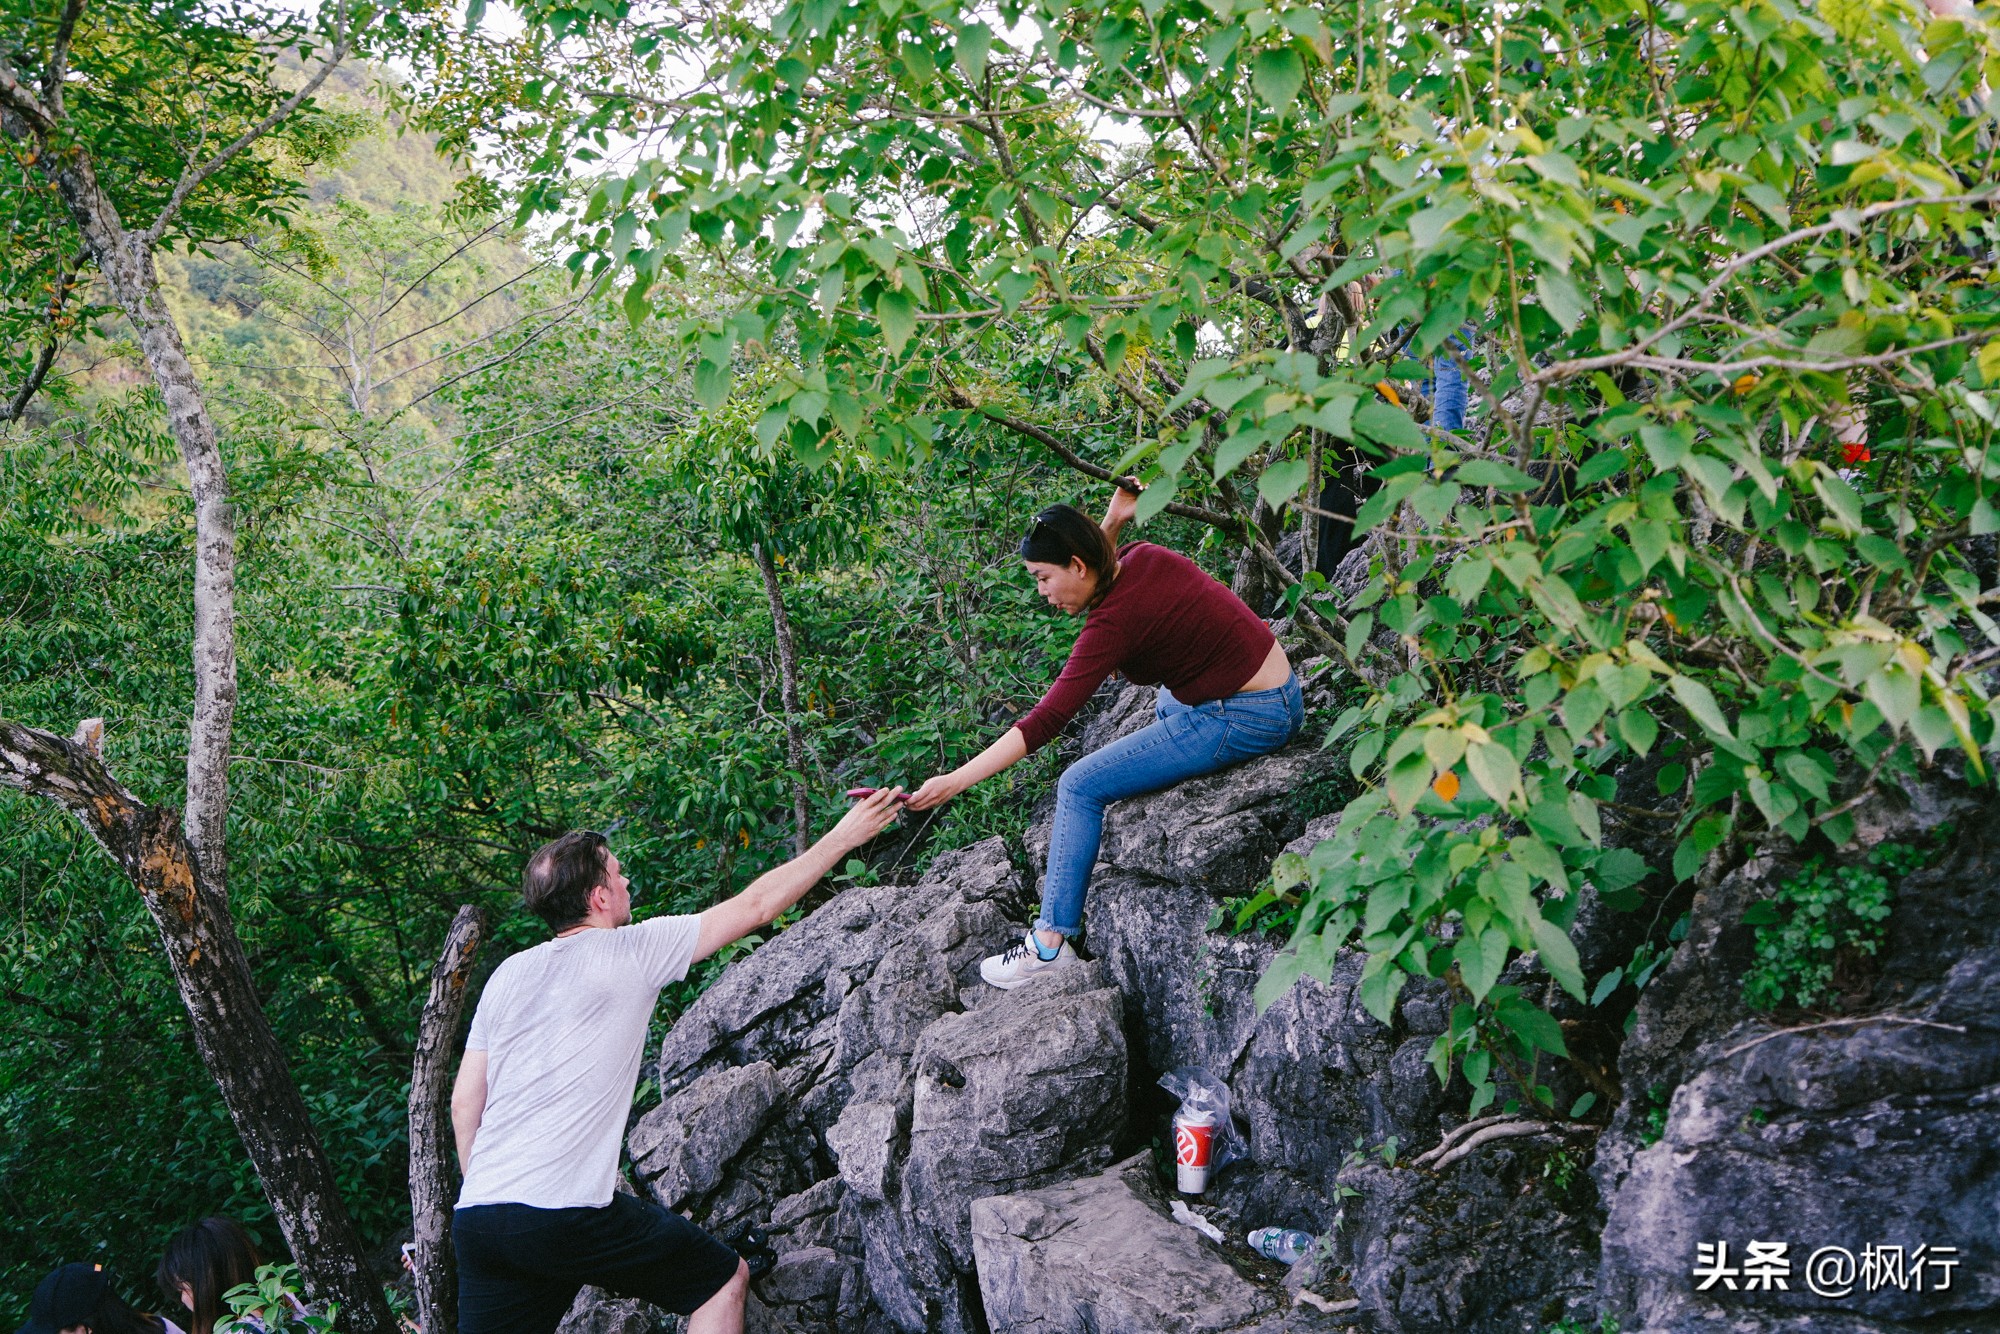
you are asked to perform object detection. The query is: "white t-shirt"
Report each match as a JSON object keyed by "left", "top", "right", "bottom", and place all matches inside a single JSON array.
[{"left": 457, "top": 914, "right": 701, "bottom": 1209}]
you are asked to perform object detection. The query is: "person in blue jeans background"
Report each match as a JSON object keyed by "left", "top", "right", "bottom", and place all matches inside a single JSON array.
[{"left": 908, "top": 483, "right": 1304, "bottom": 988}]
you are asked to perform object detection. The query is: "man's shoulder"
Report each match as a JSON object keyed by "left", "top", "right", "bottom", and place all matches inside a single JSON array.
[{"left": 616, "top": 912, "right": 702, "bottom": 945}]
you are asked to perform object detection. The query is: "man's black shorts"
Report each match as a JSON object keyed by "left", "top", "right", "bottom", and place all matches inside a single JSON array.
[{"left": 455, "top": 1191, "right": 741, "bottom": 1334}]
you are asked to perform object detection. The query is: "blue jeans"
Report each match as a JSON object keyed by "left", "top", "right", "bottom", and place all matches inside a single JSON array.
[
  {"left": 1036, "top": 674, "right": 1306, "bottom": 937},
  {"left": 1431, "top": 355, "right": 1467, "bottom": 431}
]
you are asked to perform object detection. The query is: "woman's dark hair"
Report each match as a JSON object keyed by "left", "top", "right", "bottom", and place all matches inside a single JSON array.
[
  {"left": 520, "top": 830, "right": 611, "bottom": 929},
  {"left": 1019, "top": 505, "right": 1118, "bottom": 600},
  {"left": 157, "top": 1216, "right": 260, "bottom": 1334}
]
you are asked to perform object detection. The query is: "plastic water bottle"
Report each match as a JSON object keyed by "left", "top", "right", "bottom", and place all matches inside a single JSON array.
[{"left": 1248, "top": 1227, "right": 1315, "bottom": 1265}]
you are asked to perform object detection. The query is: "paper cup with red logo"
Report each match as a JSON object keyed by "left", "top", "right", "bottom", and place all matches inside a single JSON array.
[{"left": 1173, "top": 1108, "right": 1217, "bottom": 1193}]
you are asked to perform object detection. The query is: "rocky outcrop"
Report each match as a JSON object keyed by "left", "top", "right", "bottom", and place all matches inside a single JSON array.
[
  {"left": 582, "top": 667, "right": 1997, "bottom": 1334},
  {"left": 1593, "top": 781, "right": 2000, "bottom": 1332},
  {"left": 972, "top": 1154, "right": 1343, "bottom": 1333},
  {"left": 620, "top": 834, "right": 1130, "bottom": 1333}
]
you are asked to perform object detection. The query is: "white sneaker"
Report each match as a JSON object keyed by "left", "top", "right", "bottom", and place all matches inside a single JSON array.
[{"left": 979, "top": 931, "right": 1076, "bottom": 990}]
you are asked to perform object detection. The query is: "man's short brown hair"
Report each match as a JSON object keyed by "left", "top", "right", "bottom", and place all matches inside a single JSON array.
[{"left": 522, "top": 830, "right": 609, "bottom": 929}]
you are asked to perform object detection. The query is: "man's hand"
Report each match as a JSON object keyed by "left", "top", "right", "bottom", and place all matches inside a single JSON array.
[{"left": 827, "top": 785, "right": 906, "bottom": 848}]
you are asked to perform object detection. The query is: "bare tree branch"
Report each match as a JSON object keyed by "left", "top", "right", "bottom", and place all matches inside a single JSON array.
[
  {"left": 143, "top": 0, "right": 361, "bottom": 246},
  {"left": 42, "top": 0, "right": 86, "bottom": 116}
]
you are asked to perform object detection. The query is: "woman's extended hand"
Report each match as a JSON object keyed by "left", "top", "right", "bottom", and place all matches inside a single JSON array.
[{"left": 906, "top": 772, "right": 969, "bottom": 811}]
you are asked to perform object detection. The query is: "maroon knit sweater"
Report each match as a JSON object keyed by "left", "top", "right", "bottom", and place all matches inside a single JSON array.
[{"left": 1014, "top": 542, "right": 1277, "bottom": 753}]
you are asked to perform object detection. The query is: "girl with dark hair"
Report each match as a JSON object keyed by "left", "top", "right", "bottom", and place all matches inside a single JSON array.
[
  {"left": 908, "top": 483, "right": 1302, "bottom": 988},
  {"left": 155, "top": 1218, "right": 273, "bottom": 1334}
]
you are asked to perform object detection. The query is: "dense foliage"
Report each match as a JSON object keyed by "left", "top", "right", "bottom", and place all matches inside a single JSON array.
[
  {"left": 5, "top": 0, "right": 1999, "bottom": 1316},
  {"left": 417, "top": 0, "right": 2000, "bottom": 1119},
  {"left": 0, "top": 80, "right": 1129, "bottom": 1320}
]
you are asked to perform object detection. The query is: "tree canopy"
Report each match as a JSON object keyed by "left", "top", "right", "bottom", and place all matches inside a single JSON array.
[{"left": 3, "top": 0, "right": 1998, "bottom": 1315}]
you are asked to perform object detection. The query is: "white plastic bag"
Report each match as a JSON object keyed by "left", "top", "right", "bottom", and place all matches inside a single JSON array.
[{"left": 1159, "top": 1065, "right": 1250, "bottom": 1173}]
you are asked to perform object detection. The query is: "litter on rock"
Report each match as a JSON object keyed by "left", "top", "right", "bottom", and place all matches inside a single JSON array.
[{"left": 1169, "top": 1199, "right": 1226, "bottom": 1244}]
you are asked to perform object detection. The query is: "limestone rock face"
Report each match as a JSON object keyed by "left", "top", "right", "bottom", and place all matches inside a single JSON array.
[
  {"left": 970, "top": 1154, "right": 1337, "bottom": 1334},
  {"left": 1593, "top": 783, "right": 2000, "bottom": 1332},
  {"left": 617, "top": 835, "right": 1130, "bottom": 1333},
  {"left": 629, "top": 1061, "right": 784, "bottom": 1211},
  {"left": 601, "top": 658, "right": 1997, "bottom": 1334}
]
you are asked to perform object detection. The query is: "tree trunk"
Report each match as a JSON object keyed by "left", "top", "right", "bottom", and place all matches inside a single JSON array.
[
  {"left": 1300, "top": 430, "right": 1324, "bottom": 578},
  {"left": 0, "top": 722, "right": 398, "bottom": 1334},
  {"left": 408, "top": 906, "right": 487, "bottom": 1334},
  {"left": 752, "top": 543, "right": 811, "bottom": 855},
  {"left": 0, "top": 92, "right": 396, "bottom": 1334},
  {"left": 1230, "top": 495, "right": 1286, "bottom": 617}
]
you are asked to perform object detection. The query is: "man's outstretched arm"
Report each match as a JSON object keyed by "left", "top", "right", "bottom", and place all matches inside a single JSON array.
[{"left": 693, "top": 788, "right": 903, "bottom": 962}]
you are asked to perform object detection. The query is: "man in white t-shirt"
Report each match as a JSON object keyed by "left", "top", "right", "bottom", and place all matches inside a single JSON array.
[{"left": 450, "top": 789, "right": 904, "bottom": 1334}]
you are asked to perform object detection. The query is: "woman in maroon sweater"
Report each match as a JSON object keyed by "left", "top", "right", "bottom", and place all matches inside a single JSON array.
[{"left": 908, "top": 485, "right": 1303, "bottom": 988}]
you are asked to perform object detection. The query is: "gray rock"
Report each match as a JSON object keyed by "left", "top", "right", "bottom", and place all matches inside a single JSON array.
[
  {"left": 855, "top": 962, "right": 1130, "bottom": 1333},
  {"left": 971, "top": 1154, "right": 1337, "bottom": 1333},
  {"left": 630, "top": 1061, "right": 785, "bottom": 1210},
  {"left": 825, "top": 1099, "right": 898, "bottom": 1204},
  {"left": 1595, "top": 778, "right": 2000, "bottom": 1333},
  {"left": 1332, "top": 1131, "right": 1602, "bottom": 1334},
  {"left": 554, "top": 1288, "right": 659, "bottom": 1334},
  {"left": 760, "top": 1247, "right": 849, "bottom": 1306},
  {"left": 1088, "top": 867, "right": 1448, "bottom": 1234}
]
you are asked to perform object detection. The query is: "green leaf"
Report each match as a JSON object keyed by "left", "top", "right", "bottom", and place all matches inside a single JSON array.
[
  {"left": 1387, "top": 751, "right": 1433, "bottom": 814},
  {"left": 1617, "top": 708, "right": 1659, "bottom": 755},
  {"left": 1352, "top": 472, "right": 1425, "bottom": 531},
  {"left": 1495, "top": 1000, "right": 1568, "bottom": 1056},
  {"left": 1408, "top": 198, "right": 1475, "bottom": 252},
  {"left": 875, "top": 287, "right": 918, "bottom": 353},
  {"left": 1466, "top": 741, "right": 1524, "bottom": 806},
  {"left": 1536, "top": 268, "right": 1587, "bottom": 331},
  {"left": 1358, "top": 952, "right": 1409, "bottom": 1024},
  {"left": 1353, "top": 400, "right": 1427, "bottom": 451},
  {"left": 1532, "top": 917, "right": 1587, "bottom": 1001},
  {"left": 1592, "top": 847, "right": 1649, "bottom": 893},
  {"left": 1669, "top": 674, "right": 1733, "bottom": 740},
  {"left": 1134, "top": 472, "right": 1178, "bottom": 522},
  {"left": 1863, "top": 658, "right": 1921, "bottom": 733},
  {"left": 1258, "top": 457, "right": 1312, "bottom": 507},
  {"left": 694, "top": 357, "right": 731, "bottom": 410},
  {"left": 1254, "top": 947, "right": 1308, "bottom": 1012},
  {"left": 1575, "top": 450, "right": 1628, "bottom": 487},
  {"left": 1456, "top": 459, "right": 1538, "bottom": 490},
  {"left": 1350, "top": 729, "right": 1385, "bottom": 779},
  {"left": 1454, "top": 927, "right": 1510, "bottom": 1003},
  {"left": 1639, "top": 421, "right": 1694, "bottom": 469},
  {"left": 1252, "top": 47, "right": 1306, "bottom": 110},
  {"left": 1589, "top": 968, "right": 1623, "bottom": 1007}
]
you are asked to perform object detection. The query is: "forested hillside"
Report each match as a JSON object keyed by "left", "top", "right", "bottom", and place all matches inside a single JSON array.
[
  {"left": 0, "top": 58, "right": 1131, "bottom": 1320},
  {"left": 4, "top": 0, "right": 1997, "bottom": 1328}
]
